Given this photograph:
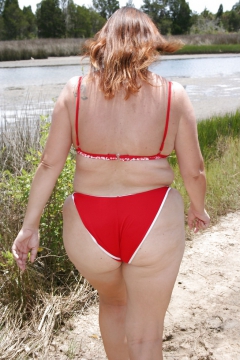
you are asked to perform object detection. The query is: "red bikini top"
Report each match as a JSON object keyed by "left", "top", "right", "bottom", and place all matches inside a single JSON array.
[{"left": 75, "top": 77, "right": 172, "bottom": 161}]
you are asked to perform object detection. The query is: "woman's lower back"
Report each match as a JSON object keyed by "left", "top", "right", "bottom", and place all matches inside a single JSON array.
[{"left": 73, "top": 155, "right": 175, "bottom": 196}]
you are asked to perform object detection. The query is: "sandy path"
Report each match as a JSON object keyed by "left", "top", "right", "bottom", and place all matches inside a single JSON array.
[{"left": 47, "top": 211, "right": 240, "bottom": 360}]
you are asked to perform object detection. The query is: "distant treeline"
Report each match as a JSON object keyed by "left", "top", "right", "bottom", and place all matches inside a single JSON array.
[{"left": 0, "top": 0, "right": 240, "bottom": 40}]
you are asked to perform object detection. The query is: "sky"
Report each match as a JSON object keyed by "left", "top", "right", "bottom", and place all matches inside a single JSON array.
[{"left": 18, "top": 0, "right": 238, "bottom": 15}]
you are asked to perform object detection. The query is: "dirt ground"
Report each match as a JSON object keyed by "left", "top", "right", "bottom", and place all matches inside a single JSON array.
[{"left": 47, "top": 211, "right": 240, "bottom": 360}]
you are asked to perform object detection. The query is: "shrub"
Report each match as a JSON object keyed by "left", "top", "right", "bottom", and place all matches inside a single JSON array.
[{"left": 0, "top": 117, "right": 76, "bottom": 309}]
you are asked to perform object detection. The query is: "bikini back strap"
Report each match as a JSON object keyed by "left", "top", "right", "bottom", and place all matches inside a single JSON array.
[
  {"left": 159, "top": 81, "right": 172, "bottom": 153},
  {"left": 75, "top": 76, "right": 82, "bottom": 148}
]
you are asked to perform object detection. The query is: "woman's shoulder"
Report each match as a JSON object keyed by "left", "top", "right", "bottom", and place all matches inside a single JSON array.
[
  {"left": 65, "top": 76, "right": 81, "bottom": 95},
  {"left": 150, "top": 73, "right": 185, "bottom": 94},
  {"left": 170, "top": 80, "right": 185, "bottom": 93},
  {"left": 169, "top": 81, "right": 190, "bottom": 108},
  {"left": 57, "top": 76, "right": 82, "bottom": 106}
]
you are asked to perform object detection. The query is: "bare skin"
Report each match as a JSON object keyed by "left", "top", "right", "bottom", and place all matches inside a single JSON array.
[{"left": 12, "top": 72, "right": 210, "bottom": 359}]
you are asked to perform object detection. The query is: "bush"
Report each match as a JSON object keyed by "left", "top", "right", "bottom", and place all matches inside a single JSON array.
[{"left": 0, "top": 117, "right": 76, "bottom": 309}]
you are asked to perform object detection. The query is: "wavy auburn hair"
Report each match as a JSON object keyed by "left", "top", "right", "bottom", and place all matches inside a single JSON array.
[{"left": 83, "top": 7, "right": 183, "bottom": 99}]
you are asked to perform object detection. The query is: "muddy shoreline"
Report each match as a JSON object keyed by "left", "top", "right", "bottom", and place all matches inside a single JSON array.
[{"left": 1, "top": 54, "right": 240, "bottom": 68}]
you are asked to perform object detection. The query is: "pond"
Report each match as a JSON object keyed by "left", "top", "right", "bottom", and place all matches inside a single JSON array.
[
  {"left": 1, "top": 55, "right": 240, "bottom": 123},
  {"left": 1, "top": 56, "right": 240, "bottom": 88}
]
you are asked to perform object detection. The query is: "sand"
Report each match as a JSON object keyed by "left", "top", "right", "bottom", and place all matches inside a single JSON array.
[{"left": 46, "top": 211, "right": 240, "bottom": 360}]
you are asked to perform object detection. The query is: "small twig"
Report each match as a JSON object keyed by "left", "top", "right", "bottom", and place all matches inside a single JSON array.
[
  {"left": 38, "top": 305, "right": 52, "bottom": 331},
  {"left": 231, "top": 172, "right": 240, "bottom": 177}
]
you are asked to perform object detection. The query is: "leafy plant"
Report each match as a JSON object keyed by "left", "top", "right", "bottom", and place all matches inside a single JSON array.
[{"left": 0, "top": 116, "right": 76, "bottom": 308}]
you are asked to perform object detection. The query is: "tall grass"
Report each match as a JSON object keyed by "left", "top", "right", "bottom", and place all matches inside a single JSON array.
[
  {"left": 0, "top": 38, "right": 85, "bottom": 62},
  {"left": 0, "top": 33, "right": 240, "bottom": 62},
  {"left": 197, "top": 110, "right": 240, "bottom": 161},
  {"left": 174, "top": 33, "right": 240, "bottom": 45},
  {"left": 173, "top": 136, "right": 240, "bottom": 225},
  {"left": 0, "top": 106, "right": 240, "bottom": 358}
]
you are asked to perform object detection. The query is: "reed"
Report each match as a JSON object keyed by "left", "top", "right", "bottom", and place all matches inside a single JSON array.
[
  {"left": 0, "top": 38, "right": 86, "bottom": 62},
  {"left": 172, "top": 33, "right": 240, "bottom": 45},
  {"left": 175, "top": 44, "right": 240, "bottom": 54},
  {"left": 0, "top": 33, "right": 240, "bottom": 62}
]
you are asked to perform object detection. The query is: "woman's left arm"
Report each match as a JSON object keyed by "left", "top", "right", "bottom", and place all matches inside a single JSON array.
[{"left": 12, "top": 79, "right": 76, "bottom": 271}]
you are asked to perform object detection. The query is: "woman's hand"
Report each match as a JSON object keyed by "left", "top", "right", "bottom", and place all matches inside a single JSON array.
[
  {"left": 187, "top": 206, "right": 210, "bottom": 233},
  {"left": 12, "top": 228, "right": 39, "bottom": 271}
]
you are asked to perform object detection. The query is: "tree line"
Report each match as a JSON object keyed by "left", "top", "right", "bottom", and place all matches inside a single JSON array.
[{"left": 0, "top": 0, "right": 240, "bottom": 40}]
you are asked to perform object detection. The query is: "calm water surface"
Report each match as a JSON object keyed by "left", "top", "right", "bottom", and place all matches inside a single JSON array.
[
  {"left": 1, "top": 56, "right": 240, "bottom": 88},
  {"left": 1, "top": 56, "right": 240, "bottom": 123}
]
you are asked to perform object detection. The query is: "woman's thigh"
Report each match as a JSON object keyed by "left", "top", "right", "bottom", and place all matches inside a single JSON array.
[
  {"left": 63, "top": 195, "right": 126, "bottom": 301},
  {"left": 122, "top": 188, "right": 185, "bottom": 337}
]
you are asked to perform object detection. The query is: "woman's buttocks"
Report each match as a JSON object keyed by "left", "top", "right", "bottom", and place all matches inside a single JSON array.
[{"left": 73, "top": 156, "right": 174, "bottom": 196}]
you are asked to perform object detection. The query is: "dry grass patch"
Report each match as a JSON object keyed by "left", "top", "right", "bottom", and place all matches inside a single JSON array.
[{"left": 0, "top": 277, "right": 97, "bottom": 360}]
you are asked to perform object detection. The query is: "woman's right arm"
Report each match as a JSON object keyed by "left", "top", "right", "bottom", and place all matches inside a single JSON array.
[
  {"left": 12, "top": 78, "right": 77, "bottom": 271},
  {"left": 173, "top": 82, "right": 210, "bottom": 232}
]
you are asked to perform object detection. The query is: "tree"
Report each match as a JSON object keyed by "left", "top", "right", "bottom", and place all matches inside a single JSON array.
[
  {"left": 232, "top": 0, "right": 240, "bottom": 12},
  {"left": 2, "top": 0, "right": 25, "bottom": 39},
  {"left": 22, "top": 6, "right": 37, "bottom": 38},
  {"left": 92, "top": 0, "right": 119, "bottom": 19},
  {"left": 169, "top": 0, "right": 192, "bottom": 35},
  {"left": 231, "top": 1, "right": 240, "bottom": 31},
  {"left": 221, "top": 2, "right": 240, "bottom": 32},
  {"left": 216, "top": 4, "right": 223, "bottom": 18},
  {"left": 201, "top": 7, "right": 212, "bottom": 19},
  {"left": 36, "top": 0, "right": 66, "bottom": 38},
  {"left": 66, "top": 3, "right": 92, "bottom": 37},
  {"left": 0, "top": 0, "right": 5, "bottom": 14},
  {"left": 228, "top": 10, "right": 240, "bottom": 31},
  {"left": 0, "top": 0, "right": 5, "bottom": 39},
  {"left": 126, "top": 0, "right": 135, "bottom": 7},
  {"left": 88, "top": 7, "right": 106, "bottom": 35},
  {"left": 141, "top": 0, "right": 171, "bottom": 35}
]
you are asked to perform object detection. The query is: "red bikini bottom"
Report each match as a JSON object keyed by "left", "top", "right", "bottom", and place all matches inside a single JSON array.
[{"left": 72, "top": 187, "right": 171, "bottom": 263}]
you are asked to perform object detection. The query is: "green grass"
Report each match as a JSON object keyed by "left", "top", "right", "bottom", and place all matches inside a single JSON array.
[
  {"left": 171, "top": 110, "right": 240, "bottom": 225},
  {"left": 172, "top": 135, "right": 240, "bottom": 225},
  {"left": 175, "top": 44, "right": 240, "bottom": 54},
  {"left": 197, "top": 110, "right": 240, "bottom": 161}
]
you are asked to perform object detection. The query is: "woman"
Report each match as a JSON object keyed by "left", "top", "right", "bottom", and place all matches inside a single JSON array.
[{"left": 12, "top": 7, "right": 210, "bottom": 360}]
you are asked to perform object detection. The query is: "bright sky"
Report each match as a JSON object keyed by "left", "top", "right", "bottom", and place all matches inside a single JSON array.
[{"left": 18, "top": 0, "right": 238, "bottom": 15}]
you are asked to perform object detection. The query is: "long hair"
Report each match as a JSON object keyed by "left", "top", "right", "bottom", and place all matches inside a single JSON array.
[{"left": 83, "top": 7, "right": 183, "bottom": 99}]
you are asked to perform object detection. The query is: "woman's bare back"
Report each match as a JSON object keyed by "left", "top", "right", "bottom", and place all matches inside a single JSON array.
[{"left": 68, "top": 72, "right": 179, "bottom": 196}]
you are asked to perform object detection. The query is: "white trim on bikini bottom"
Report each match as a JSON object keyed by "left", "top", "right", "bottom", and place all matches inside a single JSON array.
[
  {"left": 72, "top": 194, "right": 121, "bottom": 261},
  {"left": 128, "top": 187, "right": 171, "bottom": 264},
  {"left": 88, "top": 233, "right": 121, "bottom": 261}
]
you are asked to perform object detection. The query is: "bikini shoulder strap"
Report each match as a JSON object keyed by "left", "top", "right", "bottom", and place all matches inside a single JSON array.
[
  {"left": 159, "top": 81, "right": 172, "bottom": 153},
  {"left": 75, "top": 76, "right": 82, "bottom": 148}
]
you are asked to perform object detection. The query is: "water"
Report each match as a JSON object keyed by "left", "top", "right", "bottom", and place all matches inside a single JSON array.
[
  {"left": 1, "top": 56, "right": 240, "bottom": 88},
  {"left": 151, "top": 56, "right": 240, "bottom": 78},
  {"left": 1, "top": 65, "right": 88, "bottom": 88},
  {"left": 1, "top": 55, "right": 240, "bottom": 124}
]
